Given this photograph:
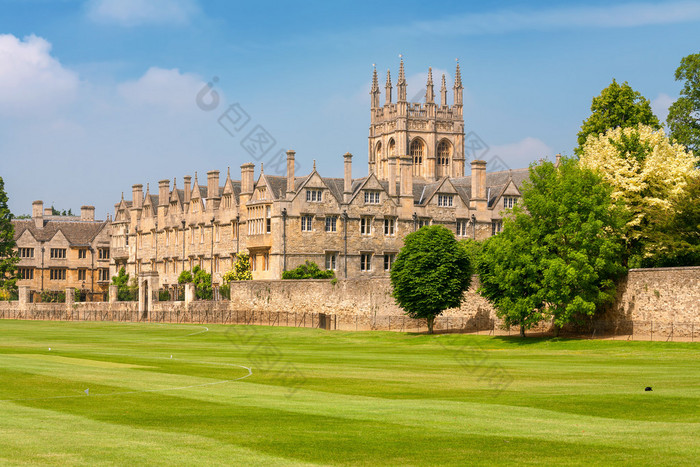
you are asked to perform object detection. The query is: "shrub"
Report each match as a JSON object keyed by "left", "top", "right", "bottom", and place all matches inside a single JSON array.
[{"left": 282, "top": 261, "right": 335, "bottom": 280}]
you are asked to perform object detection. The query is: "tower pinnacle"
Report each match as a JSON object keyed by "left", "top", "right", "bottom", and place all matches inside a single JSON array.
[
  {"left": 440, "top": 73, "right": 447, "bottom": 107},
  {"left": 397, "top": 58, "right": 407, "bottom": 102},
  {"left": 371, "top": 66, "right": 380, "bottom": 108},
  {"left": 385, "top": 69, "right": 392, "bottom": 104},
  {"left": 453, "top": 60, "right": 463, "bottom": 107},
  {"left": 426, "top": 67, "right": 435, "bottom": 104}
]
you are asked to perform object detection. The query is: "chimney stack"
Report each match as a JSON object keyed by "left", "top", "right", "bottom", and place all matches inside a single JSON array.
[
  {"left": 206, "top": 170, "right": 220, "bottom": 201},
  {"left": 286, "top": 150, "right": 296, "bottom": 195},
  {"left": 343, "top": 152, "right": 353, "bottom": 203},
  {"left": 32, "top": 200, "right": 43, "bottom": 229},
  {"left": 80, "top": 206, "right": 95, "bottom": 222},
  {"left": 44, "top": 208, "right": 52, "bottom": 216},
  {"left": 470, "top": 160, "right": 487, "bottom": 210},
  {"left": 240, "top": 163, "right": 255, "bottom": 206},
  {"left": 158, "top": 179, "right": 170, "bottom": 206},
  {"left": 388, "top": 155, "right": 397, "bottom": 198},
  {"left": 555, "top": 153, "right": 562, "bottom": 167},
  {"left": 132, "top": 184, "right": 143, "bottom": 209},
  {"left": 183, "top": 176, "right": 191, "bottom": 204}
]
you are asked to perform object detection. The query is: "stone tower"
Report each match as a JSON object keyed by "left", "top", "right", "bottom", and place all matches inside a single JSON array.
[{"left": 368, "top": 59, "right": 465, "bottom": 182}]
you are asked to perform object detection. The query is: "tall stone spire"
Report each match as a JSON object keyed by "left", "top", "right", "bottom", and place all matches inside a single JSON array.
[
  {"left": 440, "top": 73, "right": 447, "bottom": 107},
  {"left": 370, "top": 66, "right": 380, "bottom": 108},
  {"left": 385, "top": 69, "right": 392, "bottom": 104},
  {"left": 453, "top": 60, "right": 463, "bottom": 107},
  {"left": 425, "top": 67, "right": 434, "bottom": 104},
  {"left": 397, "top": 58, "right": 407, "bottom": 102}
]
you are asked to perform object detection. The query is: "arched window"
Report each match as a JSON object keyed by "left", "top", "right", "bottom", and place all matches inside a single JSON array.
[
  {"left": 437, "top": 140, "right": 452, "bottom": 177},
  {"left": 388, "top": 139, "right": 396, "bottom": 157},
  {"left": 410, "top": 139, "right": 424, "bottom": 176}
]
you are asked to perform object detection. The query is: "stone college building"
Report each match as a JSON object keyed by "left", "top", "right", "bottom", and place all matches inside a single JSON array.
[{"left": 110, "top": 61, "right": 529, "bottom": 292}]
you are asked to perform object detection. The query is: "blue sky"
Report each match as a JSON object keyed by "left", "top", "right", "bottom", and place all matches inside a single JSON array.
[{"left": 1, "top": 0, "right": 699, "bottom": 217}]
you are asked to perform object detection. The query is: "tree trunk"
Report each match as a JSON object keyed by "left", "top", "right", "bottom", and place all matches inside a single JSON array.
[
  {"left": 427, "top": 316, "right": 435, "bottom": 334},
  {"left": 520, "top": 325, "right": 525, "bottom": 338}
]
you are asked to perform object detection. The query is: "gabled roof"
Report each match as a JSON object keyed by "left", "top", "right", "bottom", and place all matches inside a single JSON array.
[{"left": 12, "top": 219, "right": 109, "bottom": 245}]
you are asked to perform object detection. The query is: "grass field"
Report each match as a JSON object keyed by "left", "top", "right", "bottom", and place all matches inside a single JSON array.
[{"left": 0, "top": 320, "right": 698, "bottom": 466}]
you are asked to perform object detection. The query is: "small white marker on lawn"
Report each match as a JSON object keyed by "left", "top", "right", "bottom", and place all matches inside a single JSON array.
[
  {"left": 170, "top": 355, "right": 172, "bottom": 359},
  {"left": 84, "top": 388, "right": 89, "bottom": 396},
  {"left": 48, "top": 348, "right": 51, "bottom": 351}
]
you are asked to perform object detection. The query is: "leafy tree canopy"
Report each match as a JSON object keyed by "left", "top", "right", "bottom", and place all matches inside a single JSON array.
[
  {"left": 178, "top": 266, "right": 212, "bottom": 299},
  {"left": 222, "top": 253, "right": 253, "bottom": 282},
  {"left": 282, "top": 261, "right": 335, "bottom": 279},
  {"left": 579, "top": 124, "right": 699, "bottom": 266},
  {"left": 0, "top": 177, "right": 19, "bottom": 292},
  {"left": 667, "top": 52, "right": 700, "bottom": 158},
  {"left": 390, "top": 225, "right": 472, "bottom": 334},
  {"left": 111, "top": 267, "right": 137, "bottom": 301},
  {"left": 478, "top": 158, "right": 627, "bottom": 335},
  {"left": 576, "top": 79, "right": 660, "bottom": 154}
]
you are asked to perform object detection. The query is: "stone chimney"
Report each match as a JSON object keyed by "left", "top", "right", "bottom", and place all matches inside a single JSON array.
[
  {"left": 158, "top": 179, "right": 170, "bottom": 206},
  {"left": 32, "top": 200, "right": 43, "bottom": 229},
  {"left": 183, "top": 176, "right": 191, "bottom": 204},
  {"left": 470, "top": 160, "right": 487, "bottom": 210},
  {"left": 44, "top": 208, "right": 52, "bottom": 216},
  {"left": 555, "top": 153, "right": 562, "bottom": 167},
  {"left": 399, "top": 155, "right": 413, "bottom": 216},
  {"left": 388, "top": 155, "right": 397, "bottom": 198},
  {"left": 343, "top": 152, "right": 353, "bottom": 203},
  {"left": 132, "top": 184, "right": 143, "bottom": 209},
  {"left": 286, "top": 150, "right": 296, "bottom": 196},
  {"left": 240, "top": 163, "right": 255, "bottom": 206},
  {"left": 80, "top": 206, "right": 95, "bottom": 221},
  {"left": 206, "top": 170, "right": 220, "bottom": 201}
]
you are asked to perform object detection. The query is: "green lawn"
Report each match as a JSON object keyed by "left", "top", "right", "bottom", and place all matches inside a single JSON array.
[{"left": 0, "top": 320, "right": 698, "bottom": 466}]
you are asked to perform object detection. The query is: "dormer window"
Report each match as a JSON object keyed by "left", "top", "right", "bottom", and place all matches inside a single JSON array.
[
  {"left": 306, "top": 189, "right": 322, "bottom": 202},
  {"left": 503, "top": 196, "right": 517, "bottom": 209},
  {"left": 364, "top": 191, "right": 380, "bottom": 204},
  {"left": 437, "top": 194, "right": 454, "bottom": 207}
]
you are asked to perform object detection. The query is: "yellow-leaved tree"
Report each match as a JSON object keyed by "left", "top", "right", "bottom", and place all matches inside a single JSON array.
[{"left": 579, "top": 124, "right": 699, "bottom": 266}]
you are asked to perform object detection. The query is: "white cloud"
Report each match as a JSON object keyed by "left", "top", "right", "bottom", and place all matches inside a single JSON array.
[
  {"left": 651, "top": 92, "right": 675, "bottom": 123},
  {"left": 488, "top": 137, "right": 553, "bottom": 170},
  {"left": 117, "top": 67, "right": 207, "bottom": 111},
  {"left": 404, "top": 1, "right": 700, "bottom": 36},
  {"left": 0, "top": 34, "right": 80, "bottom": 117},
  {"left": 85, "top": 0, "right": 199, "bottom": 27}
]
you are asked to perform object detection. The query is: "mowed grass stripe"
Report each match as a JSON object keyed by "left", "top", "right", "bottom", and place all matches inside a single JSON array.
[{"left": 0, "top": 320, "right": 698, "bottom": 465}]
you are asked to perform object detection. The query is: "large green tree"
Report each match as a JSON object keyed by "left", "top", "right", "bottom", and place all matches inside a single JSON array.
[
  {"left": 478, "top": 158, "right": 627, "bottom": 335},
  {"left": 0, "top": 177, "right": 19, "bottom": 292},
  {"left": 576, "top": 79, "right": 660, "bottom": 154},
  {"left": 390, "top": 225, "right": 472, "bottom": 334},
  {"left": 579, "top": 124, "right": 699, "bottom": 266},
  {"left": 667, "top": 52, "right": 700, "bottom": 158}
]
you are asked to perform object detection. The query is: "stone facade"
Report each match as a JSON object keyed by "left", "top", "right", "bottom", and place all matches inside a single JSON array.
[
  {"left": 12, "top": 201, "right": 112, "bottom": 296},
  {"left": 111, "top": 61, "right": 531, "bottom": 290}
]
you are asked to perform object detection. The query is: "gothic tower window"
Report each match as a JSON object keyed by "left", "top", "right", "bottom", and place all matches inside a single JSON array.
[
  {"left": 437, "top": 140, "right": 452, "bottom": 177},
  {"left": 410, "top": 139, "right": 424, "bottom": 177}
]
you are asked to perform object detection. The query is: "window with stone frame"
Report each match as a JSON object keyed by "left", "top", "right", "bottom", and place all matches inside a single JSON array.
[
  {"left": 18, "top": 248, "right": 34, "bottom": 258},
  {"left": 99, "top": 248, "right": 110, "bottom": 260},
  {"left": 301, "top": 215, "right": 313, "bottom": 232},
  {"left": 98, "top": 268, "right": 110, "bottom": 281},
  {"left": 306, "top": 189, "right": 322, "bottom": 202},
  {"left": 50, "top": 248, "right": 66, "bottom": 259},
  {"left": 325, "top": 216, "right": 337, "bottom": 232},
  {"left": 437, "top": 194, "right": 454, "bottom": 207},
  {"left": 410, "top": 139, "right": 424, "bottom": 176},
  {"left": 360, "top": 253, "right": 372, "bottom": 272},
  {"left": 360, "top": 216, "right": 372, "bottom": 235},
  {"left": 503, "top": 196, "right": 517, "bottom": 209},
  {"left": 266, "top": 206, "right": 271, "bottom": 233},
  {"left": 456, "top": 220, "right": 469, "bottom": 237},
  {"left": 18, "top": 268, "right": 34, "bottom": 280},
  {"left": 383, "top": 253, "right": 395, "bottom": 271},
  {"left": 325, "top": 252, "right": 337, "bottom": 270},
  {"left": 50, "top": 268, "right": 66, "bottom": 280},
  {"left": 364, "top": 191, "right": 380, "bottom": 204},
  {"left": 492, "top": 220, "right": 503, "bottom": 235},
  {"left": 78, "top": 269, "right": 86, "bottom": 281},
  {"left": 384, "top": 218, "right": 395, "bottom": 236}
]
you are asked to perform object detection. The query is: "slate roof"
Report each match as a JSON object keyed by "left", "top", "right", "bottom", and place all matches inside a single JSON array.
[{"left": 13, "top": 219, "right": 109, "bottom": 246}]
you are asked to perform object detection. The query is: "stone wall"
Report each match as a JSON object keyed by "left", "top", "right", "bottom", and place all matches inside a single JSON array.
[{"left": 2, "top": 267, "right": 698, "bottom": 337}]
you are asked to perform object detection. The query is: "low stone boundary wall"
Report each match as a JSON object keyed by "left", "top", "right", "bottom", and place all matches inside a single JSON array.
[{"left": 1, "top": 267, "right": 698, "bottom": 337}]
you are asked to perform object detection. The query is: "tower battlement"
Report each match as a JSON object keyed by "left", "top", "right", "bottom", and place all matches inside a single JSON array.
[{"left": 369, "top": 60, "right": 465, "bottom": 182}]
